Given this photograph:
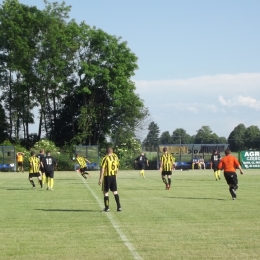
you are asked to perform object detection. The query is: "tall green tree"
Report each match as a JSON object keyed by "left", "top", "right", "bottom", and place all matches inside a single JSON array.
[
  {"left": 0, "top": 103, "right": 8, "bottom": 142},
  {"left": 228, "top": 124, "right": 247, "bottom": 151},
  {"left": 160, "top": 131, "right": 172, "bottom": 144},
  {"left": 142, "top": 122, "right": 160, "bottom": 150},
  {"left": 33, "top": 2, "right": 78, "bottom": 141},
  {"left": 0, "top": 0, "right": 149, "bottom": 147},
  {"left": 194, "top": 126, "right": 213, "bottom": 143},
  {"left": 52, "top": 23, "right": 147, "bottom": 146},
  {"left": 0, "top": 0, "right": 42, "bottom": 140},
  {"left": 243, "top": 126, "right": 260, "bottom": 150},
  {"left": 171, "top": 128, "right": 192, "bottom": 144}
]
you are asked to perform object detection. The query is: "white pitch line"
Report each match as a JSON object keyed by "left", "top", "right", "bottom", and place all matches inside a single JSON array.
[{"left": 78, "top": 173, "right": 143, "bottom": 260}]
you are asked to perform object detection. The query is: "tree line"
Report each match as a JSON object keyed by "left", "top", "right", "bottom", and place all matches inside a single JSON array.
[{"left": 142, "top": 122, "right": 260, "bottom": 152}]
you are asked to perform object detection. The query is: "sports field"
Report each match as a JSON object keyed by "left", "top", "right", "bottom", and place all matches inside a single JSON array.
[{"left": 0, "top": 169, "right": 259, "bottom": 260}]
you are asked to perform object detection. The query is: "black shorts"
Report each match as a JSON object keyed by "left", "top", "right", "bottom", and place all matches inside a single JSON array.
[
  {"left": 102, "top": 175, "right": 117, "bottom": 192},
  {"left": 224, "top": 172, "right": 238, "bottom": 186},
  {"left": 18, "top": 162, "right": 23, "bottom": 167},
  {"left": 162, "top": 171, "right": 172, "bottom": 176},
  {"left": 40, "top": 166, "right": 45, "bottom": 174},
  {"left": 137, "top": 162, "right": 145, "bottom": 170},
  {"left": 212, "top": 164, "right": 219, "bottom": 171},
  {"left": 45, "top": 171, "right": 54, "bottom": 178},
  {"left": 80, "top": 167, "right": 88, "bottom": 173},
  {"left": 29, "top": 172, "right": 40, "bottom": 178},
  {"left": 212, "top": 167, "right": 218, "bottom": 171}
]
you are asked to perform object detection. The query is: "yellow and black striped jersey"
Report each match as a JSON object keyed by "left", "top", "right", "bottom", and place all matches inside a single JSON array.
[
  {"left": 101, "top": 154, "right": 119, "bottom": 176},
  {"left": 100, "top": 153, "right": 119, "bottom": 169},
  {"left": 76, "top": 156, "right": 87, "bottom": 168},
  {"left": 160, "top": 153, "right": 175, "bottom": 171},
  {"left": 28, "top": 156, "right": 40, "bottom": 173}
]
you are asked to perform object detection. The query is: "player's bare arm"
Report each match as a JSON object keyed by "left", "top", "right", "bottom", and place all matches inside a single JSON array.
[{"left": 98, "top": 168, "right": 104, "bottom": 185}]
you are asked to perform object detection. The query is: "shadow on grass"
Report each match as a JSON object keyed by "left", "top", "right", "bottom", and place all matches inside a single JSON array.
[
  {"left": 35, "top": 209, "right": 96, "bottom": 212},
  {"left": 6, "top": 188, "right": 31, "bottom": 190},
  {"left": 165, "top": 196, "right": 225, "bottom": 201},
  {"left": 56, "top": 179, "right": 78, "bottom": 181},
  {"left": 119, "top": 178, "right": 136, "bottom": 180},
  {"left": 175, "top": 179, "right": 215, "bottom": 182}
]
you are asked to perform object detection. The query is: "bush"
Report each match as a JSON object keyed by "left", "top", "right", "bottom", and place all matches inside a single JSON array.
[{"left": 55, "top": 153, "right": 75, "bottom": 171}]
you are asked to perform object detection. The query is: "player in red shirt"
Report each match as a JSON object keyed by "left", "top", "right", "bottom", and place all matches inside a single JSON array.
[{"left": 218, "top": 149, "right": 244, "bottom": 200}]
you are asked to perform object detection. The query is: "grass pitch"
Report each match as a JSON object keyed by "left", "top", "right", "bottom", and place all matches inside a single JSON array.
[{"left": 0, "top": 169, "right": 259, "bottom": 260}]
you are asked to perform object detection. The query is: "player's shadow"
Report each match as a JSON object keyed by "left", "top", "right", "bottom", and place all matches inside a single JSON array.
[
  {"left": 176, "top": 179, "right": 214, "bottom": 182},
  {"left": 6, "top": 188, "right": 29, "bottom": 190},
  {"left": 165, "top": 196, "right": 225, "bottom": 201},
  {"left": 35, "top": 209, "right": 96, "bottom": 212},
  {"left": 57, "top": 179, "right": 77, "bottom": 181}
]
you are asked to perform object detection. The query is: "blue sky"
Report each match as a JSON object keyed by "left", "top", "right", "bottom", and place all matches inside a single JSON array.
[{"left": 16, "top": 0, "right": 260, "bottom": 139}]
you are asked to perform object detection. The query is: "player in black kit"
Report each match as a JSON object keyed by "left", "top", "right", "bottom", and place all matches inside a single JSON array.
[
  {"left": 41, "top": 151, "right": 57, "bottom": 191},
  {"left": 135, "top": 152, "right": 149, "bottom": 178}
]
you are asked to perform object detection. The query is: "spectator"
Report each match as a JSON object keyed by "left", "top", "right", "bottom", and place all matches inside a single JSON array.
[
  {"left": 192, "top": 156, "right": 200, "bottom": 169},
  {"left": 199, "top": 156, "right": 206, "bottom": 169},
  {"left": 16, "top": 152, "right": 25, "bottom": 172}
]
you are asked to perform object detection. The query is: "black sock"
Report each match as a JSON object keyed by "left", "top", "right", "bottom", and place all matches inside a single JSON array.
[
  {"left": 82, "top": 174, "right": 87, "bottom": 179},
  {"left": 29, "top": 179, "right": 35, "bottom": 187},
  {"left": 114, "top": 194, "right": 121, "bottom": 209},
  {"left": 229, "top": 187, "right": 236, "bottom": 198},
  {"left": 104, "top": 196, "right": 109, "bottom": 209},
  {"left": 168, "top": 179, "right": 171, "bottom": 187},
  {"left": 162, "top": 178, "right": 167, "bottom": 184},
  {"left": 39, "top": 179, "right": 43, "bottom": 188}
]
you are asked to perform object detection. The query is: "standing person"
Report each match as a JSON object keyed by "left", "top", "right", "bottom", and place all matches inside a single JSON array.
[
  {"left": 16, "top": 152, "right": 25, "bottom": 172},
  {"left": 159, "top": 147, "right": 175, "bottom": 190},
  {"left": 135, "top": 152, "right": 149, "bottom": 178},
  {"left": 41, "top": 151, "right": 57, "bottom": 191},
  {"left": 74, "top": 154, "right": 91, "bottom": 179},
  {"left": 28, "top": 151, "right": 42, "bottom": 189},
  {"left": 211, "top": 150, "right": 221, "bottom": 180},
  {"left": 98, "top": 147, "right": 121, "bottom": 212},
  {"left": 37, "top": 149, "right": 46, "bottom": 184},
  {"left": 218, "top": 149, "right": 244, "bottom": 200}
]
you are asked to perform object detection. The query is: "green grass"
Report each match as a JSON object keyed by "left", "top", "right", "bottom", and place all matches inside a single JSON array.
[{"left": 0, "top": 169, "right": 259, "bottom": 260}]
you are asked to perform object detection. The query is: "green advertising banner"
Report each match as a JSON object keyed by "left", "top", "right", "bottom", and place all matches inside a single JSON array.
[{"left": 239, "top": 151, "right": 260, "bottom": 169}]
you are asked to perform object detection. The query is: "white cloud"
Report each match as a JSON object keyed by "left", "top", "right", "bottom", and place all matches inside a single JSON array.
[
  {"left": 134, "top": 73, "right": 260, "bottom": 137},
  {"left": 218, "top": 95, "right": 260, "bottom": 110},
  {"left": 135, "top": 73, "right": 260, "bottom": 96}
]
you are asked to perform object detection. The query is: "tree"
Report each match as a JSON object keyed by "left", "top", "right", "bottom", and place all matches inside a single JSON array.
[
  {"left": 218, "top": 136, "right": 227, "bottom": 144},
  {"left": 0, "top": 103, "right": 8, "bottom": 142},
  {"left": 142, "top": 122, "right": 160, "bottom": 150},
  {"left": 0, "top": 0, "right": 43, "bottom": 140},
  {"left": 33, "top": 2, "right": 78, "bottom": 141},
  {"left": 52, "top": 23, "right": 147, "bottom": 146},
  {"left": 160, "top": 131, "right": 172, "bottom": 144},
  {"left": 0, "top": 0, "right": 76, "bottom": 142},
  {"left": 228, "top": 124, "right": 247, "bottom": 151},
  {"left": 171, "top": 128, "right": 192, "bottom": 144},
  {"left": 193, "top": 126, "right": 226, "bottom": 144},
  {"left": 194, "top": 126, "right": 213, "bottom": 143},
  {"left": 243, "top": 126, "right": 260, "bottom": 150},
  {"left": 0, "top": 0, "right": 149, "bottom": 148}
]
